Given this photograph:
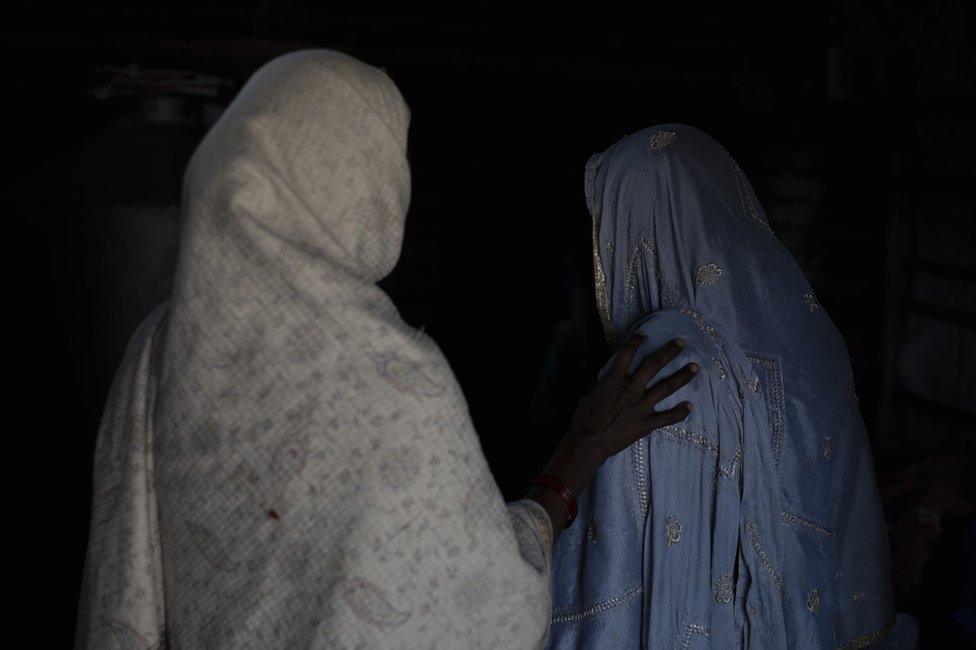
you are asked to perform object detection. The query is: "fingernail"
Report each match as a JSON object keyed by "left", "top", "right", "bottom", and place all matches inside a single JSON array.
[
  {"left": 674, "top": 338, "right": 685, "bottom": 347},
  {"left": 690, "top": 363, "right": 699, "bottom": 373}
]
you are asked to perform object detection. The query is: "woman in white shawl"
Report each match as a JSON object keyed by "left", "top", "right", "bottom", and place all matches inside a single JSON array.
[{"left": 75, "top": 50, "right": 699, "bottom": 649}]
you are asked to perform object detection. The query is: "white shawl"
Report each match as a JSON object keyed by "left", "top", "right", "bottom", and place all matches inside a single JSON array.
[{"left": 77, "top": 50, "right": 552, "bottom": 649}]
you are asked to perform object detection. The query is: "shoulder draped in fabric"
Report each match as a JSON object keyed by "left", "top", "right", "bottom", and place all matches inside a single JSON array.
[
  {"left": 77, "top": 50, "right": 553, "bottom": 650},
  {"left": 550, "top": 125, "right": 897, "bottom": 649}
]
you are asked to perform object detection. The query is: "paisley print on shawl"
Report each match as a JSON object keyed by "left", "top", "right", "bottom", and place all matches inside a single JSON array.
[
  {"left": 185, "top": 521, "right": 240, "bottom": 572},
  {"left": 341, "top": 577, "right": 412, "bottom": 628},
  {"left": 179, "top": 317, "right": 262, "bottom": 371},
  {"left": 378, "top": 445, "right": 422, "bottom": 489},
  {"left": 455, "top": 573, "right": 495, "bottom": 616},
  {"left": 102, "top": 618, "right": 160, "bottom": 650},
  {"left": 92, "top": 485, "right": 124, "bottom": 524},
  {"left": 282, "top": 323, "right": 328, "bottom": 364},
  {"left": 462, "top": 480, "right": 497, "bottom": 546},
  {"left": 369, "top": 351, "right": 447, "bottom": 398},
  {"left": 270, "top": 432, "right": 309, "bottom": 485}
]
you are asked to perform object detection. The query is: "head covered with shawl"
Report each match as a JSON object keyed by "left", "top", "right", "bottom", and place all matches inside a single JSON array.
[
  {"left": 77, "top": 50, "right": 553, "bottom": 649},
  {"left": 547, "top": 125, "right": 896, "bottom": 648}
]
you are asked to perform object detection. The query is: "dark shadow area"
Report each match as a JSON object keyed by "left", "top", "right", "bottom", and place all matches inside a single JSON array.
[{"left": 6, "top": 2, "right": 973, "bottom": 645}]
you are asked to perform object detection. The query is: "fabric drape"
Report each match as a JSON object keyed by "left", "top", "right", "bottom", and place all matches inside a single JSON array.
[
  {"left": 77, "top": 50, "right": 553, "bottom": 650},
  {"left": 548, "top": 125, "right": 897, "bottom": 649}
]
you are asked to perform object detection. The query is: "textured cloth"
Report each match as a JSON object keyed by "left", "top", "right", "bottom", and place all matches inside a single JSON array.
[
  {"left": 76, "top": 50, "right": 553, "bottom": 649},
  {"left": 548, "top": 125, "right": 898, "bottom": 648},
  {"left": 76, "top": 306, "right": 168, "bottom": 650}
]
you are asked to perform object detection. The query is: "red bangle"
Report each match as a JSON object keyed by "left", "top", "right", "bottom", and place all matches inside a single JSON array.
[{"left": 529, "top": 474, "right": 579, "bottom": 526}]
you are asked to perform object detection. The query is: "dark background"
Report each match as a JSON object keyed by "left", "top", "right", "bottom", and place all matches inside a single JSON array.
[{"left": 6, "top": 2, "right": 974, "bottom": 646}]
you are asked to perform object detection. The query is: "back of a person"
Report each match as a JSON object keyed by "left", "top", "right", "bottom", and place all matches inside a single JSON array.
[
  {"left": 79, "top": 49, "right": 569, "bottom": 650},
  {"left": 548, "top": 125, "right": 898, "bottom": 649}
]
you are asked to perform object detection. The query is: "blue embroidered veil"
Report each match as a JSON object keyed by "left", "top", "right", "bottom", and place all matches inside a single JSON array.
[{"left": 548, "top": 125, "right": 899, "bottom": 649}]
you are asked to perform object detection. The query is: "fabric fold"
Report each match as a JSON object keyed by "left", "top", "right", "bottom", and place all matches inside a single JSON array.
[
  {"left": 550, "top": 124, "right": 895, "bottom": 649},
  {"left": 78, "top": 50, "right": 553, "bottom": 649}
]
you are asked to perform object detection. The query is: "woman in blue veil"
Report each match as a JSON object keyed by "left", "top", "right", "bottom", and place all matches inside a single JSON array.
[{"left": 548, "top": 125, "right": 902, "bottom": 648}]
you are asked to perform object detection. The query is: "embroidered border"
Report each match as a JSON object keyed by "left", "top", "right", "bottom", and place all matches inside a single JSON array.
[
  {"left": 746, "top": 353, "right": 786, "bottom": 467},
  {"left": 746, "top": 521, "right": 783, "bottom": 591},
  {"left": 781, "top": 511, "right": 834, "bottom": 539},
  {"left": 591, "top": 217, "right": 615, "bottom": 344},
  {"left": 623, "top": 237, "right": 658, "bottom": 330},
  {"left": 632, "top": 436, "right": 649, "bottom": 529},
  {"left": 716, "top": 448, "right": 742, "bottom": 481},
  {"left": 836, "top": 615, "right": 897, "bottom": 650},
  {"left": 656, "top": 424, "right": 719, "bottom": 456},
  {"left": 652, "top": 425, "right": 740, "bottom": 482},
  {"left": 679, "top": 307, "right": 724, "bottom": 344},
  {"left": 551, "top": 583, "right": 644, "bottom": 624},
  {"left": 726, "top": 151, "right": 770, "bottom": 230}
]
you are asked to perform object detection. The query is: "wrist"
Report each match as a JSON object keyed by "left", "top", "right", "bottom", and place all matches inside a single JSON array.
[
  {"left": 561, "top": 434, "right": 606, "bottom": 473},
  {"left": 543, "top": 435, "right": 604, "bottom": 499},
  {"left": 525, "top": 483, "right": 572, "bottom": 533}
]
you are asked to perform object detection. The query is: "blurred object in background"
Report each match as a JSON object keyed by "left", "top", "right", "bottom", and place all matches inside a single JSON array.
[
  {"left": 879, "top": 115, "right": 976, "bottom": 457},
  {"left": 16, "top": 65, "right": 231, "bottom": 427},
  {"left": 88, "top": 63, "right": 229, "bottom": 100},
  {"left": 869, "top": 0, "right": 976, "bottom": 456},
  {"left": 858, "top": 6, "right": 976, "bottom": 644},
  {"left": 879, "top": 456, "right": 976, "bottom": 646}
]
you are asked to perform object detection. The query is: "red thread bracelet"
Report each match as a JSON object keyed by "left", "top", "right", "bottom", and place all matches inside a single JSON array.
[{"left": 529, "top": 474, "right": 579, "bottom": 526}]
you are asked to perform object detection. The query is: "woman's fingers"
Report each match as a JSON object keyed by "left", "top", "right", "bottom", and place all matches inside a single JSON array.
[
  {"left": 609, "top": 331, "right": 647, "bottom": 377},
  {"left": 613, "top": 401, "right": 692, "bottom": 454},
  {"left": 647, "top": 402, "right": 693, "bottom": 428},
  {"left": 646, "top": 362, "right": 698, "bottom": 406},
  {"left": 625, "top": 338, "right": 685, "bottom": 399}
]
